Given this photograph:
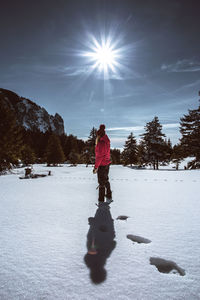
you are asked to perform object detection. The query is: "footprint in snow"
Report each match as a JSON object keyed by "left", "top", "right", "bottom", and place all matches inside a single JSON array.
[
  {"left": 116, "top": 215, "right": 129, "bottom": 221},
  {"left": 150, "top": 257, "right": 185, "bottom": 276},
  {"left": 127, "top": 234, "right": 151, "bottom": 244}
]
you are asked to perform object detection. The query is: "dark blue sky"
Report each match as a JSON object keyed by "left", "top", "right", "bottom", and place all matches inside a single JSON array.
[{"left": 1, "top": 0, "right": 200, "bottom": 148}]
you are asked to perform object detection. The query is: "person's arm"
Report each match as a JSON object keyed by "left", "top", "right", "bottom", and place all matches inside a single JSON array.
[
  {"left": 93, "top": 141, "right": 105, "bottom": 172},
  {"left": 93, "top": 155, "right": 104, "bottom": 173},
  {"left": 94, "top": 153, "right": 105, "bottom": 169}
]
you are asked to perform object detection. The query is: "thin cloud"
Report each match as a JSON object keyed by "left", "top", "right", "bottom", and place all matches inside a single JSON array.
[
  {"left": 163, "top": 123, "right": 179, "bottom": 129},
  {"left": 107, "top": 123, "right": 179, "bottom": 132},
  {"left": 63, "top": 66, "right": 91, "bottom": 76},
  {"left": 14, "top": 60, "right": 139, "bottom": 81},
  {"left": 161, "top": 59, "right": 200, "bottom": 73},
  {"left": 108, "top": 92, "right": 141, "bottom": 100},
  {"left": 173, "top": 78, "right": 200, "bottom": 93},
  {"left": 88, "top": 91, "right": 95, "bottom": 103},
  {"left": 107, "top": 126, "right": 144, "bottom": 132},
  {"left": 124, "top": 14, "right": 132, "bottom": 24}
]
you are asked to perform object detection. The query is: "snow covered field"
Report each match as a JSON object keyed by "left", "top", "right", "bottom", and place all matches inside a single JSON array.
[{"left": 0, "top": 164, "right": 200, "bottom": 300}]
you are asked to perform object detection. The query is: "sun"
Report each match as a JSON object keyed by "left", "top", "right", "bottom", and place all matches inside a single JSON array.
[
  {"left": 81, "top": 35, "right": 121, "bottom": 75},
  {"left": 89, "top": 43, "right": 117, "bottom": 72},
  {"left": 76, "top": 31, "right": 134, "bottom": 80}
]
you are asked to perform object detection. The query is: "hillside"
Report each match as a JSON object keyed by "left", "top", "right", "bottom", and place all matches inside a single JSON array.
[{"left": 0, "top": 88, "right": 64, "bottom": 135}]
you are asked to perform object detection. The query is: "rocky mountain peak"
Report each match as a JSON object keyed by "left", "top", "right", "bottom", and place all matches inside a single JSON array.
[{"left": 0, "top": 88, "right": 64, "bottom": 135}]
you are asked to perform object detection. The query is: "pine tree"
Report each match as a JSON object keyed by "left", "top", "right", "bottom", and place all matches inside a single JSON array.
[
  {"left": 21, "top": 144, "right": 36, "bottom": 166},
  {"left": 63, "top": 134, "right": 79, "bottom": 160},
  {"left": 167, "top": 138, "right": 173, "bottom": 161},
  {"left": 77, "top": 139, "right": 85, "bottom": 154},
  {"left": 122, "top": 132, "right": 138, "bottom": 166},
  {"left": 22, "top": 128, "right": 49, "bottom": 161},
  {"left": 81, "top": 149, "right": 91, "bottom": 166},
  {"left": 110, "top": 149, "right": 121, "bottom": 164},
  {"left": 45, "top": 134, "right": 65, "bottom": 166},
  {"left": 85, "top": 127, "right": 97, "bottom": 164},
  {"left": 160, "top": 138, "right": 173, "bottom": 165},
  {"left": 171, "top": 144, "right": 184, "bottom": 170},
  {"left": 141, "top": 116, "right": 165, "bottom": 170},
  {"left": 180, "top": 103, "right": 200, "bottom": 168},
  {"left": 137, "top": 140, "right": 147, "bottom": 167},
  {"left": 87, "top": 127, "right": 97, "bottom": 147},
  {"left": 69, "top": 151, "right": 79, "bottom": 166},
  {"left": 0, "top": 102, "right": 23, "bottom": 172}
]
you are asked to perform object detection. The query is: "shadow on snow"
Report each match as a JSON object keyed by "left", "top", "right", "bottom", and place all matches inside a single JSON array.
[{"left": 84, "top": 202, "right": 116, "bottom": 284}]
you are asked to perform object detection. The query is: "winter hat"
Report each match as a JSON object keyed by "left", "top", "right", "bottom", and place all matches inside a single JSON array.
[{"left": 97, "top": 124, "right": 105, "bottom": 137}]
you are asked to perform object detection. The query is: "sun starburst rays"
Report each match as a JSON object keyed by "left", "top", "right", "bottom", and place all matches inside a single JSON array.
[{"left": 80, "top": 35, "right": 124, "bottom": 78}]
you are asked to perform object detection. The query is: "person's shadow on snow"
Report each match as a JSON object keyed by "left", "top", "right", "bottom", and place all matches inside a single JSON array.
[{"left": 84, "top": 203, "right": 116, "bottom": 284}]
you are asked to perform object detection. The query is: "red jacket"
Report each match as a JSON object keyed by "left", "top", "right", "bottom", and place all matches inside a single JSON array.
[{"left": 95, "top": 134, "right": 111, "bottom": 169}]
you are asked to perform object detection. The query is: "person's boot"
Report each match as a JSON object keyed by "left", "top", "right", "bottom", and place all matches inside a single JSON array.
[
  {"left": 105, "top": 190, "right": 112, "bottom": 199},
  {"left": 105, "top": 190, "right": 113, "bottom": 204},
  {"left": 98, "top": 185, "right": 105, "bottom": 202}
]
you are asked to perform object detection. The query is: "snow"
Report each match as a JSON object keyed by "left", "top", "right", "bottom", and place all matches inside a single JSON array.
[
  {"left": 22, "top": 99, "right": 32, "bottom": 112},
  {"left": 50, "top": 116, "right": 56, "bottom": 132},
  {"left": 0, "top": 164, "right": 200, "bottom": 299},
  {"left": 22, "top": 122, "right": 31, "bottom": 130}
]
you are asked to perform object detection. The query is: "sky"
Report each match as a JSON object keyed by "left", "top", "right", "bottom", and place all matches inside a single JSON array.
[{"left": 1, "top": 0, "right": 200, "bottom": 149}]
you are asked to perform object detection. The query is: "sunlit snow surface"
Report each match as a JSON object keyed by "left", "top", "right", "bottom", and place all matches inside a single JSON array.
[{"left": 0, "top": 164, "right": 200, "bottom": 300}]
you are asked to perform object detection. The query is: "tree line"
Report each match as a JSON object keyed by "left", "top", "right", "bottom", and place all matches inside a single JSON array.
[
  {"left": 121, "top": 100, "right": 200, "bottom": 169},
  {"left": 0, "top": 99, "right": 200, "bottom": 172}
]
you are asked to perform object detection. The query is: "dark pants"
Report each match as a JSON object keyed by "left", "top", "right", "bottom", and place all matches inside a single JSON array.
[{"left": 97, "top": 165, "right": 111, "bottom": 202}]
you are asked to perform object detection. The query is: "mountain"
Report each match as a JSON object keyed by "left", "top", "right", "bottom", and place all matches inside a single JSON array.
[{"left": 0, "top": 88, "right": 64, "bottom": 135}]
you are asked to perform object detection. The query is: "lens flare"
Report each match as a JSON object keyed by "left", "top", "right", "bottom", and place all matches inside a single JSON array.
[
  {"left": 80, "top": 34, "right": 124, "bottom": 77},
  {"left": 75, "top": 30, "right": 135, "bottom": 81},
  {"left": 96, "top": 45, "right": 114, "bottom": 67},
  {"left": 86, "top": 41, "right": 118, "bottom": 72}
]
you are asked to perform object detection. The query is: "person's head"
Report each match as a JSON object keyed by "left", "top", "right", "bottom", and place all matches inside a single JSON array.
[
  {"left": 97, "top": 124, "right": 105, "bottom": 137},
  {"left": 96, "top": 124, "right": 106, "bottom": 145}
]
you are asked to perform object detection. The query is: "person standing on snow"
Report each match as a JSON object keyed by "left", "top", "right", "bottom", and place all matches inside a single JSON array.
[{"left": 93, "top": 124, "right": 112, "bottom": 203}]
